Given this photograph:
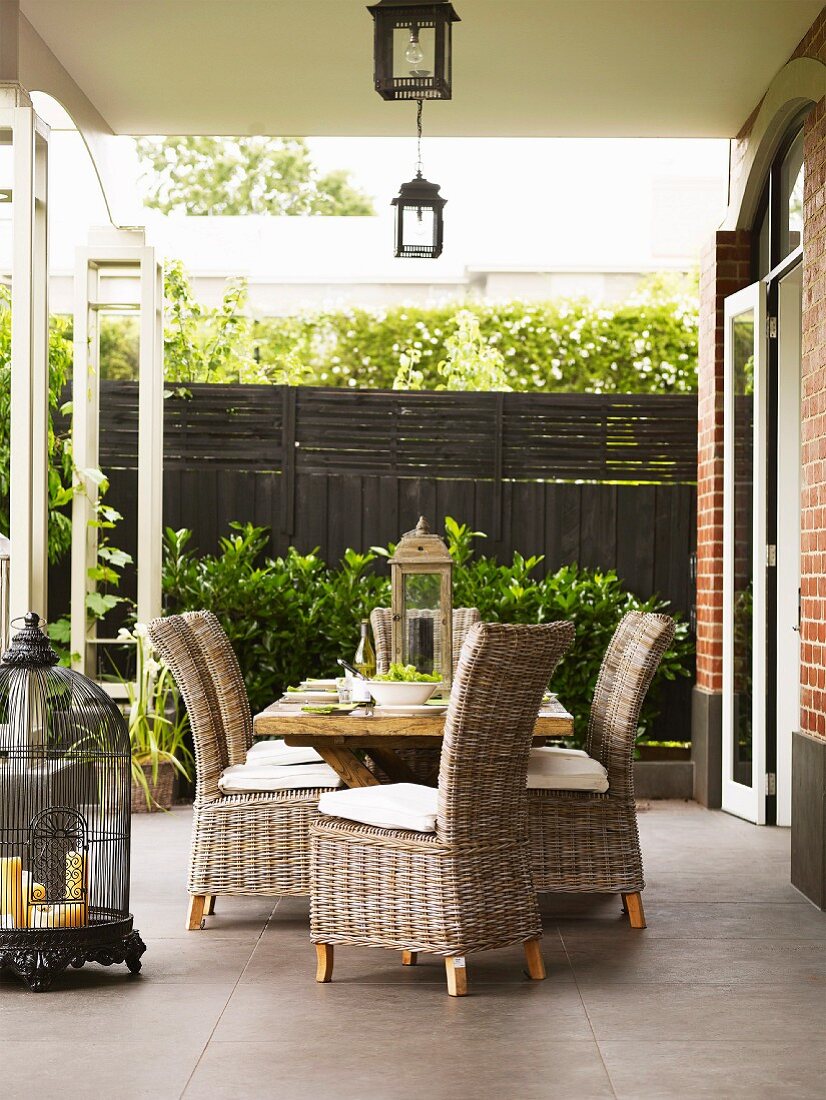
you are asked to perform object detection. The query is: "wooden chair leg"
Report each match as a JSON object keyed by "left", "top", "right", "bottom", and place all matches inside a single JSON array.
[
  {"left": 621, "top": 892, "right": 646, "bottom": 929},
  {"left": 186, "top": 894, "right": 207, "bottom": 931},
  {"left": 315, "top": 943, "right": 334, "bottom": 983},
  {"left": 445, "top": 956, "right": 468, "bottom": 997},
  {"left": 401, "top": 950, "right": 418, "bottom": 966},
  {"left": 523, "top": 937, "right": 546, "bottom": 980},
  {"left": 204, "top": 895, "right": 215, "bottom": 916}
]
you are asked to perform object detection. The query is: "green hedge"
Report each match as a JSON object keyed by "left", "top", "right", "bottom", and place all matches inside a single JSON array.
[
  {"left": 158, "top": 264, "right": 699, "bottom": 394},
  {"left": 162, "top": 518, "right": 693, "bottom": 745},
  {"left": 258, "top": 289, "right": 698, "bottom": 394}
]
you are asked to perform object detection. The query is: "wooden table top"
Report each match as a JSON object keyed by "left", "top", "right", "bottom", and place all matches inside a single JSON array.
[{"left": 253, "top": 697, "right": 574, "bottom": 745}]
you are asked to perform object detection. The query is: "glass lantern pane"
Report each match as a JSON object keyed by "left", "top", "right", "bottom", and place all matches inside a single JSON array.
[
  {"left": 392, "top": 24, "right": 436, "bottom": 83},
  {"left": 402, "top": 573, "right": 443, "bottom": 676},
  {"left": 402, "top": 206, "right": 436, "bottom": 250}
]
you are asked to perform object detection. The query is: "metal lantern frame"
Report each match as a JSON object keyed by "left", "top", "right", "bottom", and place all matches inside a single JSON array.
[
  {"left": 391, "top": 172, "right": 447, "bottom": 258},
  {"left": 0, "top": 613, "right": 145, "bottom": 991},
  {"left": 389, "top": 517, "right": 453, "bottom": 689},
  {"left": 368, "top": 0, "right": 460, "bottom": 101}
]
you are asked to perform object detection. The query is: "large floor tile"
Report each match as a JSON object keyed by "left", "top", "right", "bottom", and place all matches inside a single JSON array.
[
  {"left": 600, "top": 1040, "right": 826, "bottom": 1100},
  {"left": 563, "top": 931, "right": 826, "bottom": 986},
  {"left": 188, "top": 1038, "right": 615, "bottom": 1100},
  {"left": 0, "top": 980, "right": 230, "bottom": 1043},
  {"left": 0, "top": 1038, "right": 204, "bottom": 1100},
  {"left": 579, "top": 981, "right": 826, "bottom": 1041},
  {"left": 214, "top": 976, "right": 593, "bottom": 1043}
]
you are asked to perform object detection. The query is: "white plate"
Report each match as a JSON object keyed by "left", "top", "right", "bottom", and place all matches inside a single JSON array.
[
  {"left": 300, "top": 679, "right": 337, "bottom": 689},
  {"left": 281, "top": 690, "right": 338, "bottom": 704}
]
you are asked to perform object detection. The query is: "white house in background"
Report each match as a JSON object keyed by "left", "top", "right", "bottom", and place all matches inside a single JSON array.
[{"left": 41, "top": 186, "right": 721, "bottom": 315}]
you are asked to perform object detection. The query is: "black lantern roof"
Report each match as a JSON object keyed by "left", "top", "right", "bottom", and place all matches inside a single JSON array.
[
  {"left": 367, "top": 0, "right": 460, "bottom": 101},
  {"left": 391, "top": 173, "right": 447, "bottom": 259}
]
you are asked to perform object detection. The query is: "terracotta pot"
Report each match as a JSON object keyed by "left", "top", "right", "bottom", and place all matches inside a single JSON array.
[{"left": 131, "top": 759, "right": 176, "bottom": 813}]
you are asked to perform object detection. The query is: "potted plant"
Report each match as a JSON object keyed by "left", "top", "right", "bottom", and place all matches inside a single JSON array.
[{"left": 119, "top": 624, "right": 193, "bottom": 812}]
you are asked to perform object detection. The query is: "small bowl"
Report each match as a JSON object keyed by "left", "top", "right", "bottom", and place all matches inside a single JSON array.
[{"left": 365, "top": 680, "right": 438, "bottom": 707}]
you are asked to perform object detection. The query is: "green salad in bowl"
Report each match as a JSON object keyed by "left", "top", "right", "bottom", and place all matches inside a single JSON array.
[
  {"left": 372, "top": 663, "right": 441, "bottom": 683},
  {"left": 367, "top": 663, "right": 441, "bottom": 707}
]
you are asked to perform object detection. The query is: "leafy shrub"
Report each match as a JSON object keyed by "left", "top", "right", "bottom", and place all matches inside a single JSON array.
[
  {"left": 162, "top": 517, "right": 693, "bottom": 745},
  {"left": 0, "top": 287, "right": 74, "bottom": 559}
]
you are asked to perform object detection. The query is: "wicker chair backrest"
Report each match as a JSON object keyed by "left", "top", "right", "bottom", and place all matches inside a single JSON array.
[
  {"left": 370, "top": 607, "right": 481, "bottom": 676},
  {"left": 586, "top": 611, "right": 676, "bottom": 798},
  {"left": 436, "top": 620, "right": 574, "bottom": 847},
  {"left": 180, "top": 611, "right": 254, "bottom": 767},
  {"left": 146, "top": 614, "right": 225, "bottom": 804}
]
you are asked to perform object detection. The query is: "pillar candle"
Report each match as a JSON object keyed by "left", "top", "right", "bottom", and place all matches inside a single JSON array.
[{"left": 0, "top": 856, "right": 22, "bottom": 926}]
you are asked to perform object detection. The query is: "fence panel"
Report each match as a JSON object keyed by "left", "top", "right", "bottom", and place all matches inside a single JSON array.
[{"left": 49, "top": 382, "right": 697, "bottom": 737}]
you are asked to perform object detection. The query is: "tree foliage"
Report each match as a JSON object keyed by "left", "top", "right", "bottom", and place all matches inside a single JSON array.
[{"left": 136, "top": 136, "right": 375, "bottom": 217}]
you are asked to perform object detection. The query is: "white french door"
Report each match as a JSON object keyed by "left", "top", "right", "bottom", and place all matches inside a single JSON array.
[{"left": 722, "top": 281, "right": 767, "bottom": 822}]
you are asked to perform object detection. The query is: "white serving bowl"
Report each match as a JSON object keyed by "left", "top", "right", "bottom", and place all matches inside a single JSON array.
[{"left": 365, "top": 680, "right": 438, "bottom": 707}]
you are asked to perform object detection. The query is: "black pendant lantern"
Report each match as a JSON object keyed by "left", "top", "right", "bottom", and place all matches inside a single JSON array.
[
  {"left": 391, "top": 100, "right": 446, "bottom": 259},
  {"left": 0, "top": 612, "right": 145, "bottom": 991},
  {"left": 367, "top": 0, "right": 460, "bottom": 101},
  {"left": 392, "top": 173, "right": 446, "bottom": 258}
]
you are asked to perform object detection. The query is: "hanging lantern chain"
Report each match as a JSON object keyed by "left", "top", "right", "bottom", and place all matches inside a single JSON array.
[{"left": 416, "top": 99, "right": 424, "bottom": 178}]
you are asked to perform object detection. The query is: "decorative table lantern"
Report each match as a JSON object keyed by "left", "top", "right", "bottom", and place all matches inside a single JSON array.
[
  {"left": 0, "top": 612, "right": 145, "bottom": 991},
  {"left": 389, "top": 517, "right": 453, "bottom": 689}
]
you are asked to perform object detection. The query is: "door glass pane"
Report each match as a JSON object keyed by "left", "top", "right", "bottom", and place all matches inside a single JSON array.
[
  {"left": 780, "top": 128, "right": 804, "bottom": 259},
  {"left": 732, "top": 309, "right": 755, "bottom": 787}
]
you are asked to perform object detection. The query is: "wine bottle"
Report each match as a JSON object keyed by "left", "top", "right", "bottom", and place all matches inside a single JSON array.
[{"left": 353, "top": 619, "right": 376, "bottom": 679}]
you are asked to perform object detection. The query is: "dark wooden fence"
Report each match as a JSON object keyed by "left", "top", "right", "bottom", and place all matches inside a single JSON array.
[
  {"left": 74, "top": 381, "right": 697, "bottom": 602},
  {"left": 50, "top": 382, "right": 697, "bottom": 736}
]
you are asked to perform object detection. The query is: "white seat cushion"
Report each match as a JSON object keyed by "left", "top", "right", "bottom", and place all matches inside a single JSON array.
[
  {"left": 246, "top": 739, "right": 323, "bottom": 766},
  {"left": 318, "top": 783, "right": 438, "bottom": 833},
  {"left": 218, "top": 762, "right": 341, "bottom": 794},
  {"left": 527, "top": 746, "right": 609, "bottom": 793}
]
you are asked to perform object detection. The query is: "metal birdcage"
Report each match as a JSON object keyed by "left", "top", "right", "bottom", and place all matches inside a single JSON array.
[{"left": 0, "top": 612, "right": 145, "bottom": 991}]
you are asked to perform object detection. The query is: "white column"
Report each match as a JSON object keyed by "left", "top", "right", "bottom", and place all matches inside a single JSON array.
[
  {"left": 137, "top": 250, "right": 163, "bottom": 627},
  {"left": 5, "top": 86, "right": 49, "bottom": 625},
  {"left": 71, "top": 230, "right": 163, "bottom": 676},
  {"left": 70, "top": 249, "right": 100, "bottom": 673}
]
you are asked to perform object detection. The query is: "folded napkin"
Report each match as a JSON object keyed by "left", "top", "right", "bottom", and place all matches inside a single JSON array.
[
  {"left": 219, "top": 762, "right": 341, "bottom": 794},
  {"left": 527, "top": 746, "right": 609, "bottom": 792},
  {"left": 246, "top": 739, "right": 323, "bottom": 766},
  {"left": 318, "top": 782, "right": 438, "bottom": 833}
]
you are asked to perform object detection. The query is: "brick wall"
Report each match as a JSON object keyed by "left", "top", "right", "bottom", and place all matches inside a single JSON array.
[
  {"left": 800, "top": 97, "right": 826, "bottom": 738},
  {"left": 696, "top": 4, "right": 826, "bottom": 743},
  {"left": 695, "top": 230, "right": 751, "bottom": 692}
]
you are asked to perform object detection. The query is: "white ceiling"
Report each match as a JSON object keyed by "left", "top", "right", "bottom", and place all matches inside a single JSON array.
[{"left": 21, "top": 0, "right": 824, "bottom": 138}]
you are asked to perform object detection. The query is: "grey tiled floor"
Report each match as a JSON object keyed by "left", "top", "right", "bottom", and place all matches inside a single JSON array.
[{"left": 1, "top": 801, "right": 824, "bottom": 1099}]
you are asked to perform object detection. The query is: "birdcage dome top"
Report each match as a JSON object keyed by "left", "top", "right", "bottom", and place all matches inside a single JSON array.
[{"left": 0, "top": 612, "right": 130, "bottom": 757}]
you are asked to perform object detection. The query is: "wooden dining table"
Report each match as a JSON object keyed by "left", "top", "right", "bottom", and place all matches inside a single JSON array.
[{"left": 253, "top": 698, "right": 574, "bottom": 788}]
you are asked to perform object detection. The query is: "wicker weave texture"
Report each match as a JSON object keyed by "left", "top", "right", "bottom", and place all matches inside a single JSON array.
[
  {"left": 311, "top": 620, "right": 574, "bottom": 956},
  {"left": 528, "top": 611, "right": 675, "bottom": 893},
  {"left": 147, "top": 612, "right": 324, "bottom": 897},
  {"left": 370, "top": 606, "right": 481, "bottom": 675},
  {"left": 370, "top": 607, "right": 480, "bottom": 785}
]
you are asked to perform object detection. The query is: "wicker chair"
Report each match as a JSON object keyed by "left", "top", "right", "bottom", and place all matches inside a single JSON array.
[
  {"left": 370, "top": 607, "right": 481, "bottom": 785},
  {"left": 147, "top": 611, "right": 331, "bottom": 931},
  {"left": 370, "top": 606, "right": 481, "bottom": 676},
  {"left": 310, "top": 620, "right": 575, "bottom": 997},
  {"left": 528, "top": 611, "right": 675, "bottom": 929}
]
